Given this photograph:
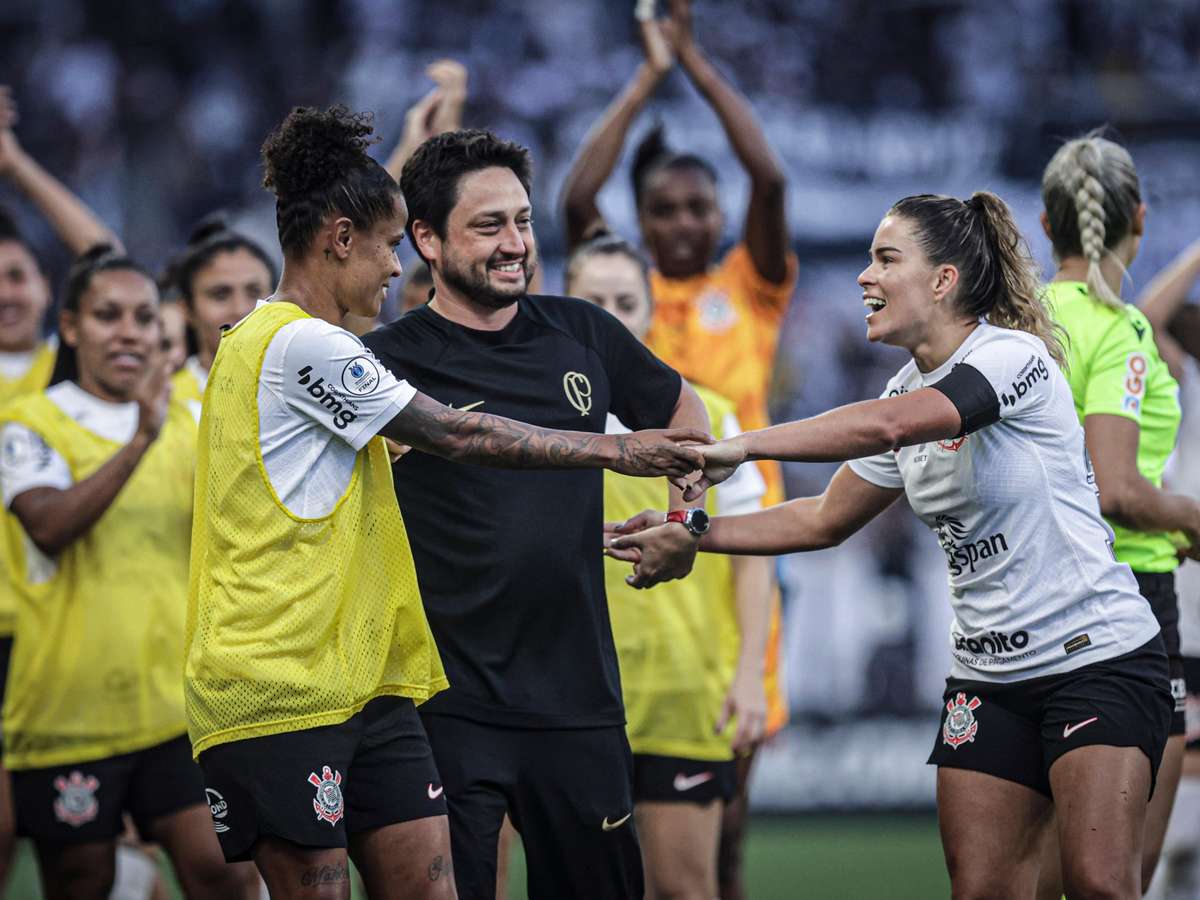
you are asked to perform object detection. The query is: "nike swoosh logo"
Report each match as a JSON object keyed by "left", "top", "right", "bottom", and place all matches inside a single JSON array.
[
  {"left": 427, "top": 784, "right": 444, "bottom": 800},
  {"left": 601, "top": 813, "right": 631, "bottom": 831},
  {"left": 1063, "top": 716, "right": 1099, "bottom": 738},
  {"left": 673, "top": 772, "right": 715, "bottom": 792},
  {"left": 455, "top": 400, "right": 485, "bottom": 412}
]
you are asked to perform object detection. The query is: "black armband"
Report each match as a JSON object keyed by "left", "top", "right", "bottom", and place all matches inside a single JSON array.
[{"left": 929, "top": 363, "right": 1000, "bottom": 436}]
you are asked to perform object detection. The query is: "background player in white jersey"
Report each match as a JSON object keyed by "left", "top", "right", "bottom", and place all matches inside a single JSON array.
[{"left": 613, "top": 191, "right": 1172, "bottom": 899}]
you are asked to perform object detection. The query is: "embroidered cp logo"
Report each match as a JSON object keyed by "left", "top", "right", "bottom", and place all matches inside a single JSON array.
[{"left": 563, "top": 372, "right": 592, "bottom": 417}]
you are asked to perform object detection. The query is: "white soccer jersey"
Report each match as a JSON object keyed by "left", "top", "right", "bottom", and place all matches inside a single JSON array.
[
  {"left": 253, "top": 303, "right": 415, "bottom": 518},
  {"left": 849, "top": 323, "right": 1159, "bottom": 682}
]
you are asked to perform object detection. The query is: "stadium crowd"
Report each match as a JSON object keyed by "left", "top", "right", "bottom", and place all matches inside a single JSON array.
[{"left": 1, "top": 1, "right": 1200, "bottom": 898}]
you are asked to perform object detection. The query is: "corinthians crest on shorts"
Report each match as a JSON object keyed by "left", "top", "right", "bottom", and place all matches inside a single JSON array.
[
  {"left": 308, "top": 765, "right": 345, "bottom": 825},
  {"left": 53, "top": 770, "right": 100, "bottom": 826},
  {"left": 942, "top": 692, "right": 982, "bottom": 749}
]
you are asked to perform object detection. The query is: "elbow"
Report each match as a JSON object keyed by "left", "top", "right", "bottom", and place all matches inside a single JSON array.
[
  {"left": 26, "top": 524, "right": 67, "bottom": 558},
  {"left": 757, "top": 169, "right": 787, "bottom": 200}
]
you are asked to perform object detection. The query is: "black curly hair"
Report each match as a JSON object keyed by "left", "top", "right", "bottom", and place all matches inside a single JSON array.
[
  {"left": 260, "top": 105, "right": 400, "bottom": 256},
  {"left": 631, "top": 124, "right": 718, "bottom": 209},
  {"left": 165, "top": 213, "right": 276, "bottom": 305},
  {"left": 399, "top": 129, "right": 533, "bottom": 261}
]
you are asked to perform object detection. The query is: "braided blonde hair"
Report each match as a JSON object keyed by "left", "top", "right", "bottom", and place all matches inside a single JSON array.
[{"left": 1041, "top": 133, "right": 1141, "bottom": 310}]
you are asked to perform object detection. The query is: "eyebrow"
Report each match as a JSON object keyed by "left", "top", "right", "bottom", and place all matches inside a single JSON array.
[
  {"left": 875, "top": 245, "right": 903, "bottom": 255},
  {"left": 471, "top": 206, "right": 533, "bottom": 221}
]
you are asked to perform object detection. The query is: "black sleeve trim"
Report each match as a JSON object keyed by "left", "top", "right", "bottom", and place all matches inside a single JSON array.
[{"left": 929, "top": 363, "right": 1000, "bottom": 436}]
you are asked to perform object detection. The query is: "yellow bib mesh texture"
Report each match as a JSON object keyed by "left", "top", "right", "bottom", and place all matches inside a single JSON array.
[
  {"left": 185, "top": 302, "right": 446, "bottom": 757},
  {"left": 0, "top": 342, "right": 57, "bottom": 639},
  {"left": 0, "top": 391, "right": 195, "bottom": 769},
  {"left": 604, "top": 385, "right": 740, "bottom": 761}
]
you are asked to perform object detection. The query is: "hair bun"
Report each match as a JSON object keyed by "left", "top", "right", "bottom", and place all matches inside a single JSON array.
[
  {"left": 187, "top": 214, "right": 232, "bottom": 246},
  {"left": 261, "top": 105, "right": 379, "bottom": 199}
]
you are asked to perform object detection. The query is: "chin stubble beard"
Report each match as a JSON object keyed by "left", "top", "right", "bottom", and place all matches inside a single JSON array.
[{"left": 440, "top": 255, "right": 531, "bottom": 310}]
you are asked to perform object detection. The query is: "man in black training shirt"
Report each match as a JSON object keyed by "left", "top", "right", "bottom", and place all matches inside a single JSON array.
[{"left": 364, "top": 129, "right": 709, "bottom": 899}]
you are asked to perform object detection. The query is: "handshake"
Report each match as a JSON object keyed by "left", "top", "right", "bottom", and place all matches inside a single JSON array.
[{"left": 614, "top": 430, "right": 748, "bottom": 502}]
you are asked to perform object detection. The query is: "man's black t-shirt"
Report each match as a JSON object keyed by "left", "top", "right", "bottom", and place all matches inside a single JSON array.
[{"left": 363, "top": 295, "right": 683, "bottom": 728}]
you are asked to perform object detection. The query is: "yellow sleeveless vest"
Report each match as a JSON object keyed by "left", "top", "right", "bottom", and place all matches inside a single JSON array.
[
  {"left": 0, "top": 342, "right": 57, "bottom": 639},
  {"left": 0, "top": 390, "right": 195, "bottom": 769},
  {"left": 185, "top": 302, "right": 446, "bottom": 757},
  {"left": 604, "top": 385, "right": 741, "bottom": 761}
]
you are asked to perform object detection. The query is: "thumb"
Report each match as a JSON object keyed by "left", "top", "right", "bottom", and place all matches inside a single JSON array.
[{"left": 682, "top": 477, "right": 711, "bottom": 503}]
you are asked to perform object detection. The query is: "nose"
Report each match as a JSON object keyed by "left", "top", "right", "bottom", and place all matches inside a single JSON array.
[
  {"left": 857, "top": 264, "right": 874, "bottom": 288},
  {"left": 498, "top": 222, "right": 527, "bottom": 257},
  {"left": 391, "top": 248, "right": 402, "bottom": 279}
]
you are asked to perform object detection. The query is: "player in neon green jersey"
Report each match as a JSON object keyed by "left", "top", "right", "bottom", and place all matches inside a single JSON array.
[{"left": 1037, "top": 132, "right": 1200, "bottom": 899}]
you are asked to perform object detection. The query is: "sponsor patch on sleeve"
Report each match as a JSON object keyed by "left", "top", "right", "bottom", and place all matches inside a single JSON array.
[
  {"left": 1063, "top": 633, "right": 1092, "bottom": 655},
  {"left": 1122, "top": 352, "right": 1147, "bottom": 417}
]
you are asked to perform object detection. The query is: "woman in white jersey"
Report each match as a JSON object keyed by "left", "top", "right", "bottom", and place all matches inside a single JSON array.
[{"left": 613, "top": 192, "right": 1172, "bottom": 899}]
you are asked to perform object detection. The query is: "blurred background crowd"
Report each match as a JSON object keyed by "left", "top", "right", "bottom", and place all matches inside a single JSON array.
[{"left": 2, "top": 0, "right": 1200, "bottom": 816}]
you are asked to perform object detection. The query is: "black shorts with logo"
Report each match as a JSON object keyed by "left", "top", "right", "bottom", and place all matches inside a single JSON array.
[
  {"left": 632, "top": 754, "right": 738, "bottom": 805},
  {"left": 11, "top": 733, "right": 205, "bottom": 843},
  {"left": 928, "top": 637, "right": 1172, "bottom": 798},
  {"left": 198, "top": 695, "right": 446, "bottom": 862},
  {"left": 1183, "top": 657, "right": 1200, "bottom": 751},
  {"left": 1135, "top": 571, "right": 1187, "bottom": 735}
]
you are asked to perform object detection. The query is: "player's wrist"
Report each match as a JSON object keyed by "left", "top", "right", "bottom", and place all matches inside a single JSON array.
[{"left": 666, "top": 507, "right": 709, "bottom": 537}]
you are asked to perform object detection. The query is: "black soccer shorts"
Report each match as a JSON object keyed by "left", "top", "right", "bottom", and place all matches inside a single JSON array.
[
  {"left": 1135, "top": 571, "right": 1187, "bottom": 735},
  {"left": 11, "top": 733, "right": 205, "bottom": 843},
  {"left": 632, "top": 753, "right": 738, "bottom": 805},
  {"left": 198, "top": 695, "right": 446, "bottom": 862},
  {"left": 928, "top": 637, "right": 1172, "bottom": 798}
]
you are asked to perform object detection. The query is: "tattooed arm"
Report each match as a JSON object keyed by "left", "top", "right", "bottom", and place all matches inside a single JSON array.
[{"left": 381, "top": 392, "right": 708, "bottom": 477}]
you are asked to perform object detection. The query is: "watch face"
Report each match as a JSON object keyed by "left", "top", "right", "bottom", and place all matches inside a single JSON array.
[{"left": 687, "top": 508, "right": 711, "bottom": 534}]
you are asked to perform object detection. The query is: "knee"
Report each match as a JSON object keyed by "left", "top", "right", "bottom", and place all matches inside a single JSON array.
[
  {"left": 1061, "top": 866, "right": 1138, "bottom": 900},
  {"left": 947, "top": 855, "right": 1024, "bottom": 900},
  {"left": 647, "top": 869, "right": 716, "bottom": 900}
]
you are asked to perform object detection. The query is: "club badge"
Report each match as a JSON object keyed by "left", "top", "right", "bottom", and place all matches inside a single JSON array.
[
  {"left": 308, "top": 765, "right": 344, "bottom": 826},
  {"left": 53, "top": 771, "right": 100, "bottom": 827},
  {"left": 942, "top": 692, "right": 981, "bottom": 749}
]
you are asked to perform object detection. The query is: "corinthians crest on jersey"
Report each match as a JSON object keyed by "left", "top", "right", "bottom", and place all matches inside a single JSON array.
[
  {"left": 942, "top": 692, "right": 982, "bottom": 749},
  {"left": 308, "top": 765, "right": 344, "bottom": 825}
]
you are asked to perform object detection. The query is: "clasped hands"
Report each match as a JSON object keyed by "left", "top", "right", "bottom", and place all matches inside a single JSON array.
[{"left": 605, "top": 436, "right": 748, "bottom": 589}]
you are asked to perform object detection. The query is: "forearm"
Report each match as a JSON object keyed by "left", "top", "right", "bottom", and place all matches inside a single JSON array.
[
  {"left": 1102, "top": 477, "right": 1200, "bottom": 537},
  {"left": 12, "top": 433, "right": 153, "bottom": 555},
  {"left": 677, "top": 43, "right": 783, "bottom": 190},
  {"left": 561, "top": 65, "right": 663, "bottom": 248},
  {"left": 703, "top": 499, "right": 836, "bottom": 555},
  {"left": 730, "top": 554, "right": 772, "bottom": 677},
  {"left": 741, "top": 396, "right": 956, "bottom": 464},
  {"left": 385, "top": 393, "right": 617, "bottom": 470},
  {"left": 6, "top": 147, "right": 122, "bottom": 256},
  {"left": 1139, "top": 240, "right": 1200, "bottom": 334}
]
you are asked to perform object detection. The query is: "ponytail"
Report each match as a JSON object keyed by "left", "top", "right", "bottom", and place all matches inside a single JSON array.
[
  {"left": 890, "top": 192, "right": 1066, "bottom": 368},
  {"left": 968, "top": 192, "right": 1066, "bottom": 367},
  {"left": 1041, "top": 132, "right": 1140, "bottom": 310}
]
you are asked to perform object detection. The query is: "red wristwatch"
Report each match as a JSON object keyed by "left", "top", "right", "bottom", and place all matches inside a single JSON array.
[{"left": 665, "top": 508, "right": 710, "bottom": 535}]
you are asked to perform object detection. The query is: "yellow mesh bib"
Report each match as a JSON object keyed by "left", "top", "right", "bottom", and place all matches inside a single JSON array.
[
  {"left": 0, "top": 342, "right": 57, "bottom": 639},
  {"left": 185, "top": 302, "right": 446, "bottom": 757},
  {"left": 0, "top": 391, "right": 195, "bottom": 769},
  {"left": 604, "top": 386, "right": 740, "bottom": 761},
  {"left": 170, "top": 364, "right": 203, "bottom": 406}
]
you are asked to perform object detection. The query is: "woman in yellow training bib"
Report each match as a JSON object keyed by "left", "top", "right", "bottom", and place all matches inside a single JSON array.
[
  {"left": 0, "top": 245, "right": 250, "bottom": 900},
  {"left": 559, "top": 7, "right": 795, "bottom": 890},
  {"left": 164, "top": 216, "right": 276, "bottom": 405},
  {"left": 187, "top": 104, "right": 707, "bottom": 900},
  {"left": 568, "top": 234, "right": 772, "bottom": 900},
  {"left": 1034, "top": 135, "right": 1200, "bottom": 899}
]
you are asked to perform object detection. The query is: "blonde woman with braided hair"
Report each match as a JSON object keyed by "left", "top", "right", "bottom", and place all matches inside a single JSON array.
[
  {"left": 1037, "top": 133, "right": 1200, "bottom": 899},
  {"left": 612, "top": 191, "right": 1173, "bottom": 899}
]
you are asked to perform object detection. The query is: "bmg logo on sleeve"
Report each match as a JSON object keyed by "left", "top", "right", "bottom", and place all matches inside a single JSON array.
[{"left": 297, "top": 366, "right": 359, "bottom": 430}]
